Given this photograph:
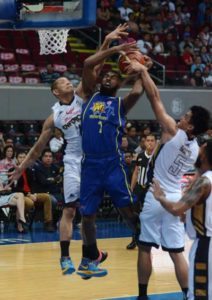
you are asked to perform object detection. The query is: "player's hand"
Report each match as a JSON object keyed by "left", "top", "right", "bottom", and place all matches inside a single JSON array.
[
  {"left": 116, "top": 41, "right": 138, "bottom": 58},
  {"left": 151, "top": 179, "right": 165, "bottom": 201},
  {"left": 8, "top": 165, "right": 23, "bottom": 184},
  {"left": 125, "top": 60, "right": 148, "bottom": 75},
  {"left": 106, "top": 23, "right": 129, "bottom": 41},
  {"left": 143, "top": 55, "right": 153, "bottom": 69}
]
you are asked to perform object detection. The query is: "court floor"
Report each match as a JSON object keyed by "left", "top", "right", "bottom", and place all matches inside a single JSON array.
[{"left": 0, "top": 221, "right": 191, "bottom": 300}]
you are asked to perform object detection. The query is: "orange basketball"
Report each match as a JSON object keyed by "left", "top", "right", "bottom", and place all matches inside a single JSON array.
[{"left": 118, "top": 51, "right": 145, "bottom": 74}]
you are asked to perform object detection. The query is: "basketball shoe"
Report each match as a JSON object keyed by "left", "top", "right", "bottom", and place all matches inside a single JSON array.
[
  {"left": 77, "top": 251, "right": 108, "bottom": 278},
  {"left": 60, "top": 257, "right": 75, "bottom": 275}
]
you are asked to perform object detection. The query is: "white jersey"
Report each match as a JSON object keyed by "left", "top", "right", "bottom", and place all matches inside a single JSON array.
[
  {"left": 152, "top": 129, "right": 199, "bottom": 194},
  {"left": 186, "top": 171, "right": 212, "bottom": 239},
  {"left": 52, "top": 94, "right": 83, "bottom": 157}
]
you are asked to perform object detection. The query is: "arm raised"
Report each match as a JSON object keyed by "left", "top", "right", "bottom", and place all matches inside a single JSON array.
[{"left": 139, "top": 67, "right": 177, "bottom": 136}]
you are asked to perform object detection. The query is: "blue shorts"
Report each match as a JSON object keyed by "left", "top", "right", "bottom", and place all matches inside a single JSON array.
[{"left": 80, "top": 155, "right": 136, "bottom": 215}]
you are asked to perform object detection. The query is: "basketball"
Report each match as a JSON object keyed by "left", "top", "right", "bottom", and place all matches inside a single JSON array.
[{"left": 118, "top": 51, "right": 145, "bottom": 74}]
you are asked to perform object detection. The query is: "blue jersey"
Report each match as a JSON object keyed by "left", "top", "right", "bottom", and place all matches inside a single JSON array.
[{"left": 82, "top": 92, "right": 126, "bottom": 156}]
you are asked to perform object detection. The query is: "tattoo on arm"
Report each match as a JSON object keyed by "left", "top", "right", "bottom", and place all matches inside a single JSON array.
[{"left": 180, "top": 176, "right": 211, "bottom": 207}]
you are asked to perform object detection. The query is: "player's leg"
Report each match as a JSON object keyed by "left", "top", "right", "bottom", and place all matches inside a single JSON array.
[
  {"left": 77, "top": 157, "right": 108, "bottom": 278},
  {"left": 161, "top": 202, "right": 188, "bottom": 299},
  {"left": 59, "top": 158, "right": 80, "bottom": 275},
  {"left": 137, "top": 245, "right": 152, "bottom": 300},
  {"left": 188, "top": 238, "right": 212, "bottom": 300},
  {"left": 169, "top": 252, "right": 188, "bottom": 299},
  {"left": 59, "top": 203, "right": 76, "bottom": 275}
]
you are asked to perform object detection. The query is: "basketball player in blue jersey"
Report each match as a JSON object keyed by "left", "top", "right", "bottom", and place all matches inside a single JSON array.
[
  {"left": 132, "top": 63, "right": 210, "bottom": 300},
  {"left": 152, "top": 139, "right": 212, "bottom": 300},
  {"left": 9, "top": 24, "right": 137, "bottom": 276},
  {"left": 76, "top": 45, "right": 153, "bottom": 278}
]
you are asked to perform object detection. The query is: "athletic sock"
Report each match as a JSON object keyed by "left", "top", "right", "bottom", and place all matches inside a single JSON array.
[
  {"left": 139, "top": 284, "right": 148, "bottom": 297},
  {"left": 182, "top": 287, "right": 188, "bottom": 299},
  {"left": 60, "top": 241, "right": 70, "bottom": 257},
  {"left": 82, "top": 243, "right": 99, "bottom": 260}
]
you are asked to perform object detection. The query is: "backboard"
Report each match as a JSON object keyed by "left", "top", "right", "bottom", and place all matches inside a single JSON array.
[{"left": 0, "top": 0, "right": 96, "bottom": 29}]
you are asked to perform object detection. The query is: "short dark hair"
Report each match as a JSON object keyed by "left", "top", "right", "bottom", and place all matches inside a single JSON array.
[
  {"left": 205, "top": 139, "right": 212, "bottom": 166},
  {"left": 41, "top": 148, "right": 53, "bottom": 158},
  {"left": 104, "top": 70, "right": 122, "bottom": 81},
  {"left": 190, "top": 106, "right": 210, "bottom": 136},
  {"left": 51, "top": 77, "right": 62, "bottom": 92},
  {"left": 16, "top": 150, "right": 27, "bottom": 158}
]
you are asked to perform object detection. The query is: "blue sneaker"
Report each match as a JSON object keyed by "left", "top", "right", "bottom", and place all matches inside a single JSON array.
[
  {"left": 77, "top": 257, "right": 108, "bottom": 278},
  {"left": 60, "top": 257, "right": 75, "bottom": 275}
]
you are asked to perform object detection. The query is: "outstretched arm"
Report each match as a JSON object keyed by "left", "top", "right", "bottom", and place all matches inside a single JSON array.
[
  {"left": 122, "top": 56, "right": 153, "bottom": 113},
  {"left": 81, "top": 41, "right": 137, "bottom": 99},
  {"left": 9, "top": 115, "right": 54, "bottom": 181},
  {"left": 123, "top": 76, "right": 144, "bottom": 113},
  {"left": 138, "top": 65, "right": 177, "bottom": 136},
  {"left": 152, "top": 177, "right": 211, "bottom": 216},
  {"left": 76, "top": 23, "right": 129, "bottom": 99}
]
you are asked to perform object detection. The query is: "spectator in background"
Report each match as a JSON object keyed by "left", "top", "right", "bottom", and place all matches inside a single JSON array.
[
  {"left": 182, "top": 45, "right": 193, "bottom": 67},
  {"left": 198, "top": 25, "right": 210, "bottom": 47},
  {"left": 124, "top": 151, "right": 135, "bottom": 182},
  {"left": 126, "top": 125, "right": 139, "bottom": 152},
  {"left": 40, "top": 64, "right": 60, "bottom": 84},
  {"left": 152, "top": 34, "right": 164, "bottom": 55},
  {"left": 190, "top": 56, "right": 205, "bottom": 74},
  {"left": 190, "top": 69, "right": 204, "bottom": 87},
  {"left": 137, "top": 33, "right": 153, "bottom": 55},
  {"left": 120, "top": 136, "right": 130, "bottom": 152},
  {"left": 97, "top": 0, "right": 111, "bottom": 27},
  {"left": 197, "top": 0, "right": 208, "bottom": 26},
  {"left": 200, "top": 45, "right": 211, "bottom": 65},
  {"left": 163, "top": 32, "right": 177, "bottom": 54},
  {"left": 0, "top": 186, "right": 27, "bottom": 233},
  {"left": 178, "top": 35, "right": 194, "bottom": 55},
  {"left": 117, "top": 0, "right": 133, "bottom": 21},
  {"left": 0, "top": 145, "right": 16, "bottom": 171},
  {"left": 63, "top": 65, "right": 81, "bottom": 87},
  {"left": 11, "top": 151, "right": 55, "bottom": 232},
  {"left": 33, "top": 149, "right": 63, "bottom": 205},
  {"left": 180, "top": 5, "right": 191, "bottom": 25},
  {"left": 192, "top": 37, "right": 203, "bottom": 56},
  {"left": 202, "top": 66, "right": 212, "bottom": 87},
  {"left": 151, "top": 13, "right": 163, "bottom": 33}
]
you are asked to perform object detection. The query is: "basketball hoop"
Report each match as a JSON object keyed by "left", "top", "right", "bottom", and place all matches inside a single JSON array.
[{"left": 38, "top": 28, "right": 69, "bottom": 55}]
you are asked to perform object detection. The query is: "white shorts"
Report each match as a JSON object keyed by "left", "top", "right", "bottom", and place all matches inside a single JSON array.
[
  {"left": 188, "top": 237, "right": 212, "bottom": 300},
  {"left": 0, "top": 193, "right": 14, "bottom": 207},
  {"left": 63, "top": 155, "right": 82, "bottom": 204},
  {"left": 139, "top": 190, "right": 185, "bottom": 251}
]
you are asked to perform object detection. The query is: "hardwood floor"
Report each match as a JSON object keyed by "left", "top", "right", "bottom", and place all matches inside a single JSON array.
[{"left": 0, "top": 237, "right": 192, "bottom": 300}]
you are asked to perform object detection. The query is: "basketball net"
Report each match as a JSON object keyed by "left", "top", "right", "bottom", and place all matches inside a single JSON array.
[{"left": 38, "top": 29, "right": 69, "bottom": 55}]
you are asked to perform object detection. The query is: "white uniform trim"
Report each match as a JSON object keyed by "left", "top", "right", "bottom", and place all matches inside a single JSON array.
[
  {"left": 52, "top": 94, "right": 83, "bottom": 203},
  {"left": 139, "top": 129, "right": 199, "bottom": 249}
]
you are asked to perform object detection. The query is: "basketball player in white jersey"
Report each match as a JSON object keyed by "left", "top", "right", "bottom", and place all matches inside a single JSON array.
[
  {"left": 130, "top": 62, "right": 211, "bottom": 300},
  {"left": 9, "top": 24, "right": 139, "bottom": 275},
  {"left": 152, "top": 139, "right": 212, "bottom": 300}
]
